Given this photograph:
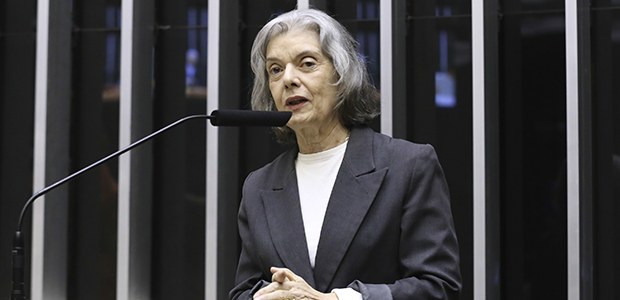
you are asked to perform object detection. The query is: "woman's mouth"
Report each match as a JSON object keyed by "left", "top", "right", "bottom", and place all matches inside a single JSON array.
[{"left": 285, "top": 96, "right": 309, "bottom": 111}]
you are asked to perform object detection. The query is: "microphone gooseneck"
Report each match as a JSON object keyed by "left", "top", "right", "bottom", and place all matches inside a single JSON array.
[
  {"left": 10, "top": 109, "right": 290, "bottom": 299},
  {"left": 11, "top": 114, "right": 210, "bottom": 300}
]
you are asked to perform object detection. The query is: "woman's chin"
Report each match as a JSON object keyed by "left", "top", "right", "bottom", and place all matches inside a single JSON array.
[{"left": 287, "top": 115, "right": 310, "bottom": 128}]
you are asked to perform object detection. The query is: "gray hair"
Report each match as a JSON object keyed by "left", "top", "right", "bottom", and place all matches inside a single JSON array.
[{"left": 250, "top": 8, "right": 380, "bottom": 143}]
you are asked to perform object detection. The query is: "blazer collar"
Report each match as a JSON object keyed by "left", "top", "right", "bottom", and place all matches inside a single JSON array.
[
  {"left": 313, "top": 127, "right": 387, "bottom": 291},
  {"left": 261, "top": 150, "right": 316, "bottom": 286},
  {"left": 261, "top": 127, "right": 387, "bottom": 291}
]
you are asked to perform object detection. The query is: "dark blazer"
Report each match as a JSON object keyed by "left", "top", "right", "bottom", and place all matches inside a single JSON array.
[{"left": 230, "top": 127, "right": 461, "bottom": 300}]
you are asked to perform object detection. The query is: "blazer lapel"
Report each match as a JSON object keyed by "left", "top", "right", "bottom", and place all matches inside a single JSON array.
[
  {"left": 313, "top": 127, "right": 388, "bottom": 291},
  {"left": 261, "top": 150, "right": 316, "bottom": 287}
]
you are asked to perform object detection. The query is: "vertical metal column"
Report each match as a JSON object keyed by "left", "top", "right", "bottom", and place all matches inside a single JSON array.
[
  {"left": 117, "top": 0, "right": 155, "bottom": 299},
  {"left": 378, "top": 0, "right": 406, "bottom": 138},
  {"left": 472, "top": 0, "right": 486, "bottom": 298},
  {"left": 31, "top": 0, "right": 72, "bottom": 298},
  {"left": 298, "top": 0, "right": 310, "bottom": 9},
  {"left": 566, "top": 0, "right": 593, "bottom": 298},
  {"left": 380, "top": 0, "right": 393, "bottom": 136},
  {"left": 473, "top": 0, "right": 501, "bottom": 298},
  {"left": 205, "top": 0, "right": 219, "bottom": 298},
  {"left": 565, "top": 0, "right": 581, "bottom": 293}
]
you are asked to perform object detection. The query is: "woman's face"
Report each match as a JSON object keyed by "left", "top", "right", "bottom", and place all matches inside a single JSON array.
[{"left": 265, "top": 28, "right": 340, "bottom": 133}]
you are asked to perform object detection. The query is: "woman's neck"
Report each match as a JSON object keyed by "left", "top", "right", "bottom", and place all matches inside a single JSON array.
[{"left": 295, "top": 122, "right": 349, "bottom": 154}]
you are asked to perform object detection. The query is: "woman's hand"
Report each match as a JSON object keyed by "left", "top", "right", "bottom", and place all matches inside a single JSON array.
[{"left": 253, "top": 267, "right": 339, "bottom": 300}]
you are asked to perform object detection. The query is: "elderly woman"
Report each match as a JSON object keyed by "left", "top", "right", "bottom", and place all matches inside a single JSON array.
[{"left": 230, "top": 8, "right": 461, "bottom": 300}]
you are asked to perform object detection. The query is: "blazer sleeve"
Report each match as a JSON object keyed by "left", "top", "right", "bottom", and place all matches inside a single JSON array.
[
  {"left": 350, "top": 144, "right": 462, "bottom": 300},
  {"left": 229, "top": 172, "right": 269, "bottom": 300}
]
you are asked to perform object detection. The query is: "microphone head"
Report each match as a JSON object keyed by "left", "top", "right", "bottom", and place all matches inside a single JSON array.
[{"left": 209, "top": 109, "right": 292, "bottom": 127}]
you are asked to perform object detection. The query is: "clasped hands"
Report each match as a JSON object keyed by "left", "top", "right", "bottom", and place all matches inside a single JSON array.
[{"left": 253, "top": 267, "right": 339, "bottom": 300}]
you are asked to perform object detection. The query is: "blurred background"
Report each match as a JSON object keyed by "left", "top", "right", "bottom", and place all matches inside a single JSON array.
[{"left": 0, "top": 0, "right": 618, "bottom": 299}]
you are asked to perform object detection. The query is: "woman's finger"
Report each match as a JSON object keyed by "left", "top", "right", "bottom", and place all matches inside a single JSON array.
[
  {"left": 253, "top": 281, "right": 283, "bottom": 298},
  {"left": 270, "top": 267, "right": 304, "bottom": 283},
  {"left": 253, "top": 288, "right": 294, "bottom": 300}
]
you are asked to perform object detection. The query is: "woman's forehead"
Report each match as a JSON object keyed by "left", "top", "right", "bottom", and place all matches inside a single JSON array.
[{"left": 265, "top": 29, "right": 323, "bottom": 59}]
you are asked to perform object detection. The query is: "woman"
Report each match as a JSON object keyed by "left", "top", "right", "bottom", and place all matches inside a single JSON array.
[{"left": 230, "top": 8, "right": 461, "bottom": 300}]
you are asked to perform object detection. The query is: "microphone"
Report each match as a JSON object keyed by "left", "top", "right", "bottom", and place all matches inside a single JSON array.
[
  {"left": 10, "top": 109, "right": 290, "bottom": 300},
  {"left": 210, "top": 109, "right": 291, "bottom": 127}
]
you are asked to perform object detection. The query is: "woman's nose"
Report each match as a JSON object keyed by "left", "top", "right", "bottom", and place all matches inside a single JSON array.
[{"left": 282, "top": 65, "right": 300, "bottom": 89}]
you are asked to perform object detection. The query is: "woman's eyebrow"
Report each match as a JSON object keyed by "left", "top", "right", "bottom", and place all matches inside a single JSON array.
[
  {"left": 265, "top": 54, "right": 280, "bottom": 62},
  {"left": 295, "top": 50, "right": 322, "bottom": 59},
  {"left": 266, "top": 49, "right": 322, "bottom": 63}
]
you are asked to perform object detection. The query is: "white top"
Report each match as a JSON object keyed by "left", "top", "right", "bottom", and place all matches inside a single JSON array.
[
  {"left": 296, "top": 140, "right": 347, "bottom": 267},
  {"left": 295, "top": 139, "right": 363, "bottom": 300}
]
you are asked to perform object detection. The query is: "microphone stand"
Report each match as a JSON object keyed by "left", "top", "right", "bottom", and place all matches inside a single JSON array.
[
  {"left": 11, "top": 114, "right": 210, "bottom": 300},
  {"left": 10, "top": 109, "right": 290, "bottom": 299}
]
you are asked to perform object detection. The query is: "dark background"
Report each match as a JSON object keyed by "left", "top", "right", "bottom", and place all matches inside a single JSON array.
[{"left": 0, "top": 0, "right": 618, "bottom": 299}]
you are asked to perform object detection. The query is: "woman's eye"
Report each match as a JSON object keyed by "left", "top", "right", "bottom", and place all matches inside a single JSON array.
[
  {"left": 269, "top": 66, "right": 282, "bottom": 76},
  {"left": 302, "top": 60, "right": 316, "bottom": 68}
]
